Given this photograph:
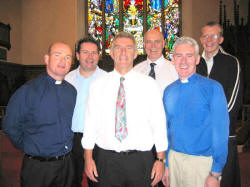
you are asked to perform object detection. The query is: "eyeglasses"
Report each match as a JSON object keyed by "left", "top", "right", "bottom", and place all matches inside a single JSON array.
[
  {"left": 80, "top": 50, "right": 99, "bottom": 56},
  {"left": 201, "top": 34, "right": 220, "bottom": 40},
  {"left": 113, "top": 45, "right": 134, "bottom": 51}
]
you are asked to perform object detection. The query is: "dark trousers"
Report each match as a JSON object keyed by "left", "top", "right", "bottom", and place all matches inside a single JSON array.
[
  {"left": 21, "top": 153, "right": 74, "bottom": 187},
  {"left": 92, "top": 146, "right": 155, "bottom": 187},
  {"left": 72, "top": 133, "right": 84, "bottom": 187},
  {"left": 221, "top": 137, "right": 241, "bottom": 187}
]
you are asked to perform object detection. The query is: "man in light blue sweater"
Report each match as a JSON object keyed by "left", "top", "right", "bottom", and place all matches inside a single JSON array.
[{"left": 162, "top": 37, "right": 229, "bottom": 187}]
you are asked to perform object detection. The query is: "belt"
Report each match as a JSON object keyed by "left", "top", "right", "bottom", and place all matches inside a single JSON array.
[
  {"left": 25, "top": 152, "right": 71, "bottom": 162},
  {"left": 96, "top": 146, "right": 139, "bottom": 156},
  {"left": 111, "top": 150, "right": 139, "bottom": 155},
  {"left": 74, "top": 132, "right": 83, "bottom": 136}
]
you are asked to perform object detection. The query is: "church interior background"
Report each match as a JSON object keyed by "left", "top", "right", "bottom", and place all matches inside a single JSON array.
[
  {"left": 0, "top": 0, "right": 250, "bottom": 186},
  {"left": 0, "top": 0, "right": 250, "bottom": 124}
]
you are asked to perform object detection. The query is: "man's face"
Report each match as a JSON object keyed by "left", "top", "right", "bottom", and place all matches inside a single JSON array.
[
  {"left": 110, "top": 37, "right": 138, "bottom": 75},
  {"left": 173, "top": 44, "right": 200, "bottom": 80},
  {"left": 77, "top": 42, "right": 99, "bottom": 72},
  {"left": 44, "top": 43, "right": 72, "bottom": 80},
  {"left": 144, "top": 30, "right": 164, "bottom": 61},
  {"left": 200, "top": 25, "right": 224, "bottom": 57}
]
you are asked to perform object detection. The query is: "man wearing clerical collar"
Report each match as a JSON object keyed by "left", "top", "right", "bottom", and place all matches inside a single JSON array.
[
  {"left": 3, "top": 42, "right": 76, "bottom": 187},
  {"left": 162, "top": 37, "right": 229, "bottom": 187}
]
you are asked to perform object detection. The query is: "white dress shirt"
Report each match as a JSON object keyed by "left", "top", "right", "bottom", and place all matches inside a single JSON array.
[
  {"left": 82, "top": 69, "right": 168, "bottom": 153},
  {"left": 202, "top": 52, "right": 214, "bottom": 75},
  {"left": 134, "top": 55, "right": 178, "bottom": 95}
]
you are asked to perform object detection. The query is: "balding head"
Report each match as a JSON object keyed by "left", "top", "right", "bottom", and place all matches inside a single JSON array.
[
  {"left": 44, "top": 42, "right": 73, "bottom": 81},
  {"left": 144, "top": 29, "right": 165, "bottom": 61}
]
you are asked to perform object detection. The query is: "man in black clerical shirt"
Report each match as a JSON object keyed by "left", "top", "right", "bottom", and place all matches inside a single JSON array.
[{"left": 3, "top": 42, "right": 76, "bottom": 187}]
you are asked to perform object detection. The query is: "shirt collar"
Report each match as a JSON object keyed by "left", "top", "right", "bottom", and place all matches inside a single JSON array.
[
  {"left": 76, "top": 66, "right": 100, "bottom": 80},
  {"left": 113, "top": 68, "right": 134, "bottom": 80},
  {"left": 147, "top": 55, "right": 165, "bottom": 66},
  {"left": 180, "top": 73, "right": 197, "bottom": 83},
  {"left": 202, "top": 47, "right": 221, "bottom": 61},
  {"left": 46, "top": 73, "right": 63, "bottom": 85}
]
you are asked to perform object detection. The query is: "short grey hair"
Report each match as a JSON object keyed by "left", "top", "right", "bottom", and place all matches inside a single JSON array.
[
  {"left": 172, "top": 36, "right": 199, "bottom": 56},
  {"left": 111, "top": 31, "right": 137, "bottom": 50}
]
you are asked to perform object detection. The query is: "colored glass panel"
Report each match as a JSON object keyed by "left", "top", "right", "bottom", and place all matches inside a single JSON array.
[
  {"left": 87, "top": 0, "right": 180, "bottom": 56},
  {"left": 105, "top": 0, "right": 120, "bottom": 53},
  {"left": 124, "top": 0, "right": 144, "bottom": 54},
  {"left": 164, "top": 0, "right": 179, "bottom": 59},
  {"left": 88, "top": 0, "right": 103, "bottom": 47}
]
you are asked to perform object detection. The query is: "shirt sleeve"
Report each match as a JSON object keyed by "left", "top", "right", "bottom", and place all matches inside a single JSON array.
[
  {"left": 163, "top": 89, "right": 170, "bottom": 167},
  {"left": 210, "top": 83, "right": 230, "bottom": 172},
  {"left": 149, "top": 82, "right": 168, "bottom": 153},
  {"left": 81, "top": 83, "right": 98, "bottom": 150},
  {"left": 2, "top": 87, "right": 27, "bottom": 150}
]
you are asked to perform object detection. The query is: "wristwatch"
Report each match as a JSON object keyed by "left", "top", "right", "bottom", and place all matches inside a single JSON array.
[
  {"left": 209, "top": 172, "right": 222, "bottom": 181},
  {"left": 156, "top": 157, "right": 166, "bottom": 163}
]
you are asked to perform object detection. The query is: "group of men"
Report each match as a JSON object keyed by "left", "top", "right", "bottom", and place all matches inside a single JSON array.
[{"left": 3, "top": 21, "right": 242, "bottom": 187}]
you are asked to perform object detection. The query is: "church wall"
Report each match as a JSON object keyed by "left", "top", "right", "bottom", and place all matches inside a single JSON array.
[
  {"left": 21, "top": 0, "right": 78, "bottom": 65},
  {"left": 182, "top": 0, "right": 219, "bottom": 50},
  {"left": 0, "top": 0, "right": 22, "bottom": 64}
]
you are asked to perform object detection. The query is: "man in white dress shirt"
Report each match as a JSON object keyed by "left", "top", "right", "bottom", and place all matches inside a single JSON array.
[
  {"left": 82, "top": 32, "right": 168, "bottom": 187},
  {"left": 134, "top": 29, "right": 178, "bottom": 95}
]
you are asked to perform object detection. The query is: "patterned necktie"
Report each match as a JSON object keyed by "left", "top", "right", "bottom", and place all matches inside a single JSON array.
[
  {"left": 115, "top": 77, "right": 128, "bottom": 142},
  {"left": 149, "top": 63, "right": 156, "bottom": 79}
]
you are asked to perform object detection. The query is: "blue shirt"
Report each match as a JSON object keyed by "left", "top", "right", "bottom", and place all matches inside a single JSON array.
[
  {"left": 65, "top": 66, "right": 106, "bottom": 133},
  {"left": 3, "top": 73, "right": 76, "bottom": 157},
  {"left": 163, "top": 73, "right": 229, "bottom": 173}
]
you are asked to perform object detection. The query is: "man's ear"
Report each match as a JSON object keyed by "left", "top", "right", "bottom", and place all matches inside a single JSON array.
[
  {"left": 44, "top": 54, "right": 49, "bottom": 65},
  {"left": 133, "top": 49, "right": 138, "bottom": 60},
  {"left": 170, "top": 55, "right": 175, "bottom": 65},
  {"left": 76, "top": 52, "right": 80, "bottom": 61},
  {"left": 196, "top": 55, "right": 201, "bottom": 65},
  {"left": 219, "top": 36, "right": 224, "bottom": 45}
]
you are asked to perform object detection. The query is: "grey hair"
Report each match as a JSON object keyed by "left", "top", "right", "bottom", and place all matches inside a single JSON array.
[
  {"left": 172, "top": 36, "right": 199, "bottom": 56},
  {"left": 202, "top": 21, "right": 223, "bottom": 36},
  {"left": 111, "top": 31, "right": 137, "bottom": 50}
]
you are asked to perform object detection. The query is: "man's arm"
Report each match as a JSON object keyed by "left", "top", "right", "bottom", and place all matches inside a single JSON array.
[
  {"left": 84, "top": 149, "right": 98, "bottom": 182},
  {"left": 224, "top": 56, "right": 241, "bottom": 115},
  {"left": 210, "top": 83, "right": 229, "bottom": 173},
  {"left": 162, "top": 167, "right": 170, "bottom": 187},
  {"left": 2, "top": 88, "right": 26, "bottom": 150},
  {"left": 149, "top": 82, "right": 168, "bottom": 186},
  {"left": 151, "top": 151, "right": 165, "bottom": 186}
]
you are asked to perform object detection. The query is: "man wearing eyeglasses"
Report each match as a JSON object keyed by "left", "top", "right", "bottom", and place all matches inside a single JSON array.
[
  {"left": 65, "top": 37, "right": 106, "bottom": 187},
  {"left": 197, "top": 22, "right": 242, "bottom": 187}
]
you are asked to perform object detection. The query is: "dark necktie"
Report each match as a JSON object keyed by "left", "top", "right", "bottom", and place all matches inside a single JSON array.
[
  {"left": 149, "top": 63, "right": 156, "bottom": 79},
  {"left": 115, "top": 77, "right": 128, "bottom": 142}
]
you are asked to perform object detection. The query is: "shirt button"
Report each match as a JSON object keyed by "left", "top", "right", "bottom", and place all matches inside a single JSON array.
[{"left": 65, "top": 146, "right": 68, "bottom": 149}]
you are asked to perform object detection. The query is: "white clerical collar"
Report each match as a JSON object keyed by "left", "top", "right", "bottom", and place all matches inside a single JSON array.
[
  {"left": 180, "top": 79, "right": 189, "bottom": 83},
  {"left": 55, "top": 80, "right": 62, "bottom": 84}
]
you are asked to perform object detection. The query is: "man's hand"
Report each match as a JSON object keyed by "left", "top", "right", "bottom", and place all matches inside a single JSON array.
[
  {"left": 84, "top": 149, "right": 98, "bottom": 182},
  {"left": 205, "top": 175, "right": 220, "bottom": 187},
  {"left": 151, "top": 160, "right": 165, "bottom": 186},
  {"left": 162, "top": 167, "right": 170, "bottom": 187}
]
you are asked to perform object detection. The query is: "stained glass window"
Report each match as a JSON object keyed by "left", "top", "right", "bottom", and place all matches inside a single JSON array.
[{"left": 87, "top": 0, "right": 181, "bottom": 58}]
